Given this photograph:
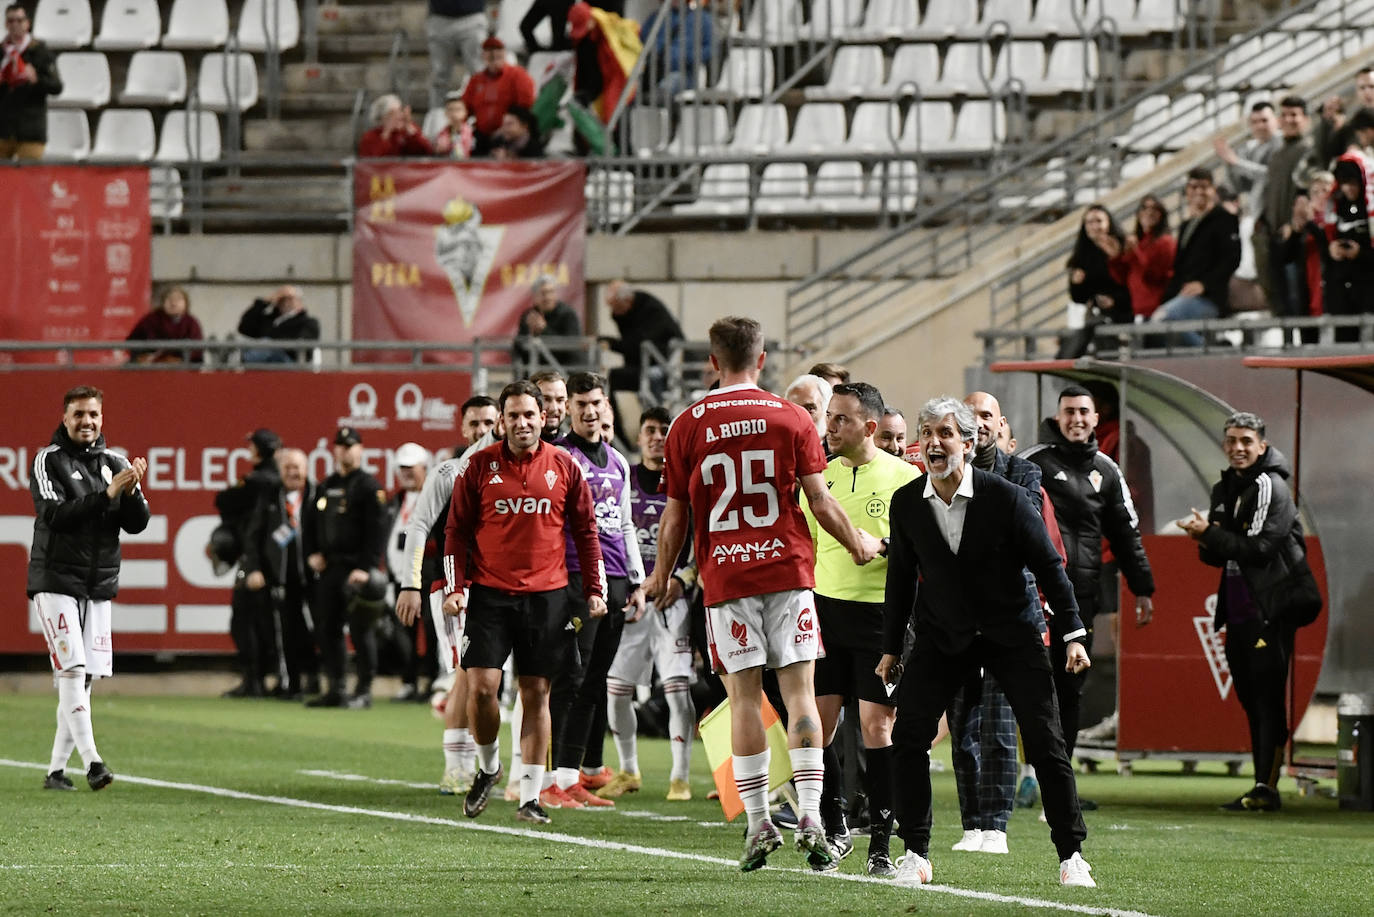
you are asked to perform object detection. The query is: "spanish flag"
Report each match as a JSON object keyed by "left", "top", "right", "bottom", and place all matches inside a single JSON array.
[{"left": 698, "top": 697, "right": 793, "bottom": 822}]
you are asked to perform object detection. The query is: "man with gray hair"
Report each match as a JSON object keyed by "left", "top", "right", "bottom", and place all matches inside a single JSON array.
[
  {"left": 515, "top": 274, "right": 582, "bottom": 370},
  {"left": 878, "top": 396, "right": 1095, "bottom": 889},
  {"left": 358, "top": 93, "right": 434, "bottom": 157},
  {"left": 785, "top": 373, "right": 832, "bottom": 440}
]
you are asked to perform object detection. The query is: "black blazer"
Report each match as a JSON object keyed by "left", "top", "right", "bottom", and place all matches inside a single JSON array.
[
  {"left": 883, "top": 468, "right": 1082, "bottom": 657},
  {"left": 1162, "top": 205, "right": 1241, "bottom": 310}
]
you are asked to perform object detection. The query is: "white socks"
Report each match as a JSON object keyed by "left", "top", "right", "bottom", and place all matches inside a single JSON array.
[
  {"left": 57, "top": 673, "right": 99, "bottom": 770},
  {"left": 49, "top": 702, "right": 76, "bottom": 774},
  {"left": 443, "top": 728, "right": 474, "bottom": 771},
  {"left": 663, "top": 678, "right": 694, "bottom": 783},
  {"left": 476, "top": 740, "right": 500, "bottom": 775},
  {"left": 734, "top": 750, "right": 771, "bottom": 832},
  {"left": 555, "top": 766, "right": 580, "bottom": 791},
  {"left": 789, "top": 746, "right": 824, "bottom": 823},
  {"left": 606, "top": 677, "right": 638, "bottom": 775},
  {"left": 508, "top": 694, "right": 524, "bottom": 777},
  {"left": 520, "top": 764, "right": 544, "bottom": 806}
]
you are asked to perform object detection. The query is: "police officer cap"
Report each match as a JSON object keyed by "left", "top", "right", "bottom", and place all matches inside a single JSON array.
[
  {"left": 335, "top": 427, "right": 362, "bottom": 447},
  {"left": 248, "top": 427, "right": 282, "bottom": 456}
]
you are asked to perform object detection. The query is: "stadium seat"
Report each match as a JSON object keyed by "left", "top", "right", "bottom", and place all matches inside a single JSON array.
[
  {"left": 741, "top": 0, "right": 801, "bottom": 45},
  {"left": 1117, "top": 93, "right": 1170, "bottom": 151},
  {"left": 799, "top": 0, "right": 865, "bottom": 41},
  {"left": 156, "top": 109, "right": 222, "bottom": 162},
  {"left": 978, "top": 0, "right": 1033, "bottom": 36},
  {"left": 197, "top": 52, "right": 260, "bottom": 112},
  {"left": 1083, "top": 0, "right": 1155, "bottom": 38},
  {"left": 857, "top": 0, "right": 919, "bottom": 41},
  {"left": 163, "top": 0, "right": 230, "bottom": 49},
  {"left": 586, "top": 169, "right": 635, "bottom": 224},
  {"left": 900, "top": 100, "right": 955, "bottom": 153},
  {"left": 673, "top": 163, "right": 752, "bottom": 216},
  {"left": 754, "top": 162, "right": 811, "bottom": 215},
  {"left": 1245, "top": 34, "right": 1295, "bottom": 90},
  {"left": 43, "top": 109, "right": 91, "bottom": 159},
  {"left": 913, "top": 0, "right": 978, "bottom": 40},
  {"left": 1033, "top": 39, "right": 1098, "bottom": 94},
  {"left": 149, "top": 165, "right": 184, "bottom": 220},
  {"left": 51, "top": 52, "right": 110, "bottom": 108},
  {"left": 627, "top": 106, "right": 670, "bottom": 156},
  {"left": 1132, "top": 0, "right": 1181, "bottom": 33},
  {"left": 93, "top": 0, "right": 160, "bottom": 51},
  {"left": 726, "top": 102, "right": 788, "bottom": 155},
  {"left": 89, "top": 108, "right": 156, "bottom": 161},
  {"left": 812, "top": 161, "right": 876, "bottom": 214},
  {"left": 926, "top": 43, "right": 994, "bottom": 98},
  {"left": 879, "top": 159, "right": 919, "bottom": 214},
  {"left": 943, "top": 99, "right": 1006, "bottom": 153},
  {"left": 665, "top": 104, "right": 730, "bottom": 155},
  {"left": 783, "top": 102, "right": 847, "bottom": 154},
  {"left": 844, "top": 101, "right": 904, "bottom": 154},
  {"left": 991, "top": 41, "right": 1046, "bottom": 93},
  {"left": 120, "top": 51, "right": 188, "bottom": 106},
  {"left": 695, "top": 49, "right": 773, "bottom": 101},
  {"left": 1029, "top": 0, "right": 1088, "bottom": 37},
  {"left": 32, "top": 0, "right": 93, "bottom": 49},
  {"left": 805, "top": 44, "right": 884, "bottom": 101},
  {"left": 238, "top": 0, "right": 302, "bottom": 53},
  {"left": 1288, "top": 33, "right": 1341, "bottom": 86},
  {"left": 876, "top": 43, "right": 939, "bottom": 99}
]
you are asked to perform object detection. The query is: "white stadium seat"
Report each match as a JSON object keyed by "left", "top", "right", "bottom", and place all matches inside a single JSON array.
[
  {"left": 944, "top": 99, "right": 1007, "bottom": 152},
  {"left": 857, "top": 0, "right": 919, "bottom": 41},
  {"left": 900, "top": 100, "right": 955, "bottom": 152},
  {"left": 666, "top": 104, "right": 730, "bottom": 155},
  {"left": 156, "top": 110, "right": 222, "bottom": 162},
  {"left": 783, "top": 102, "right": 847, "bottom": 155},
  {"left": 43, "top": 109, "right": 91, "bottom": 159},
  {"left": 32, "top": 0, "right": 93, "bottom": 49},
  {"left": 742, "top": 0, "right": 801, "bottom": 45},
  {"left": 978, "top": 0, "right": 1034, "bottom": 36},
  {"left": 1033, "top": 39, "right": 1098, "bottom": 94},
  {"left": 89, "top": 108, "right": 156, "bottom": 161},
  {"left": 805, "top": 44, "right": 884, "bottom": 101},
  {"left": 149, "top": 165, "right": 184, "bottom": 220},
  {"left": 197, "top": 52, "right": 260, "bottom": 112},
  {"left": 726, "top": 102, "right": 788, "bottom": 155},
  {"left": 880, "top": 159, "right": 919, "bottom": 214},
  {"left": 699, "top": 49, "right": 774, "bottom": 101},
  {"left": 1083, "top": 0, "right": 1155, "bottom": 38},
  {"left": 754, "top": 162, "right": 811, "bottom": 215},
  {"left": 913, "top": 0, "right": 978, "bottom": 40},
  {"left": 926, "top": 43, "right": 994, "bottom": 98},
  {"left": 51, "top": 52, "right": 110, "bottom": 108},
  {"left": 673, "top": 163, "right": 752, "bottom": 216},
  {"left": 238, "top": 0, "right": 302, "bottom": 53},
  {"left": 1118, "top": 93, "right": 1170, "bottom": 150},
  {"left": 812, "top": 161, "right": 876, "bottom": 214},
  {"left": 586, "top": 169, "right": 635, "bottom": 224},
  {"left": 120, "top": 51, "right": 188, "bottom": 106},
  {"left": 93, "top": 0, "right": 160, "bottom": 51},
  {"left": 1029, "top": 0, "right": 1088, "bottom": 37},
  {"left": 800, "top": 0, "right": 865, "bottom": 41},
  {"left": 992, "top": 41, "right": 1047, "bottom": 92},
  {"left": 163, "top": 0, "right": 230, "bottom": 49},
  {"left": 876, "top": 43, "right": 939, "bottom": 99},
  {"left": 844, "top": 101, "right": 904, "bottom": 154}
]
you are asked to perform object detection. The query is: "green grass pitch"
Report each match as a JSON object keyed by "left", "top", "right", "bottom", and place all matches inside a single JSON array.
[{"left": 1, "top": 692, "right": 1370, "bottom": 915}]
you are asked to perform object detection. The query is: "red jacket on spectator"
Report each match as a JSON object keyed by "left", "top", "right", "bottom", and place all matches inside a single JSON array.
[
  {"left": 126, "top": 308, "right": 204, "bottom": 363},
  {"left": 462, "top": 64, "right": 536, "bottom": 138},
  {"left": 1109, "top": 231, "right": 1176, "bottom": 319},
  {"left": 357, "top": 125, "right": 434, "bottom": 158}
]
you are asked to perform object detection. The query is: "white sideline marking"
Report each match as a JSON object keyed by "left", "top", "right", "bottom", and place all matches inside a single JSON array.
[
  {"left": 297, "top": 769, "right": 433, "bottom": 790},
  {"left": 1, "top": 759, "right": 1159, "bottom": 917}
]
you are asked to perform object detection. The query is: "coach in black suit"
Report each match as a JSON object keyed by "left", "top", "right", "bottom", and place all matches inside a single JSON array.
[{"left": 876, "top": 396, "right": 1096, "bottom": 888}]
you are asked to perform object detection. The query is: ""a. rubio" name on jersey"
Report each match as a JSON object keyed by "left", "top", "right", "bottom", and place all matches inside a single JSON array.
[{"left": 494, "top": 497, "right": 553, "bottom": 515}]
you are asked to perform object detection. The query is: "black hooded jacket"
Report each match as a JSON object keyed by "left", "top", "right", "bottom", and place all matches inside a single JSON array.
[
  {"left": 1198, "top": 446, "right": 1309, "bottom": 628},
  {"left": 27, "top": 425, "right": 151, "bottom": 600},
  {"left": 1022, "top": 418, "right": 1154, "bottom": 618}
]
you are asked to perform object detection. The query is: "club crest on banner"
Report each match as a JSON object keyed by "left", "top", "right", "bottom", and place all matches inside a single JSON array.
[
  {"left": 435, "top": 196, "right": 505, "bottom": 328},
  {"left": 1195, "top": 594, "right": 1231, "bottom": 700}
]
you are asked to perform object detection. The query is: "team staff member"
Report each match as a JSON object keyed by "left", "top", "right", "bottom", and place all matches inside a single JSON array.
[
  {"left": 387, "top": 442, "right": 434, "bottom": 703},
  {"left": 803, "top": 381, "right": 919, "bottom": 877},
  {"left": 303, "top": 427, "right": 387, "bottom": 709},
  {"left": 248, "top": 447, "right": 317, "bottom": 699},
  {"left": 1179, "top": 412, "right": 1316, "bottom": 812},
  {"left": 29, "top": 385, "right": 149, "bottom": 792},
  {"left": 531, "top": 369, "right": 569, "bottom": 442},
  {"left": 442, "top": 381, "right": 607, "bottom": 825}
]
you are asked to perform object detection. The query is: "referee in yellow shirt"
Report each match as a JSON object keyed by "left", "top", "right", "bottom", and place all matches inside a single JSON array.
[{"left": 803, "top": 381, "right": 920, "bottom": 879}]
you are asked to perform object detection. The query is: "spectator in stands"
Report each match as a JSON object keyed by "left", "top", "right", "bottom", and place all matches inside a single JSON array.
[
  {"left": 601, "top": 279, "right": 682, "bottom": 395},
  {"left": 1323, "top": 133, "right": 1374, "bottom": 341},
  {"left": 567, "top": 1, "right": 638, "bottom": 125},
  {"left": 430, "top": 91, "right": 474, "bottom": 159},
  {"left": 641, "top": 0, "right": 713, "bottom": 100},
  {"left": 1258, "top": 97, "right": 1315, "bottom": 316},
  {"left": 1314, "top": 68, "right": 1374, "bottom": 167},
  {"left": 521, "top": 0, "right": 574, "bottom": 53},
  {"left": 1150, "top": 168, "right": 1242, "bottom": 346},
  {"left": 809, "top": 362, "right": 849, "bottom": 386},
  {"left": 463, "top": 36, "right": 537, "bottom": 155},
  {"left": 358, "top": 94, "right": 434, "bottom": 158},
  {"left": 1109, "top": 196, "right": 1175, "bottom": 321},
  {"left": 126, "top": 286, "right": 204, "bottom": 364},
  {"left": 0, "top": 2, "right": 61, "bottom": 161},
  {"left": 1284, "top": 172, "right": 1334, "bottom": 324},
  {"left": 1067, "top": 205, "right": 1131, "bottom": 326},
  {"left": 515, "top": 274, "right": 583, "bottom": 369},
  {"left": 1215, "top": 101, "right": 1280, "bottom": 296},
  {"left": 489, "top": 105, "right": 545, "bottom": 159},
  {"left": 426, "top": 0, "right": 487, "bottom": 112},
  {"left": 238, "top": 286, "right": 322, "bottom": 364}
]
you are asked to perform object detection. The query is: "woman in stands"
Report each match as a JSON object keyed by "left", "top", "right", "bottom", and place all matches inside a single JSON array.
[
  {"left": 1110, "top": 195, "right": 1177, "bottom": 321},
  {"left": 1067, "top": 204, "right": 1132, "bottom": 325},
  {"left": 125, "top": 285, "right": 204, "bottom": 364}
]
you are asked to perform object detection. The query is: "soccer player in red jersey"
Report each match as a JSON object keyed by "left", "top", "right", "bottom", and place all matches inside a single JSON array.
[
  {"left": 442, "top": 380, "right": 607, "bottom": 824},
  {"left": 644, "top": 316, "right": 881, "bottom": 871}
]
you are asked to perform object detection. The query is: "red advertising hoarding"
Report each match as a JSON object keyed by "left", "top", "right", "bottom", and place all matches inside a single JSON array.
[
  {"left": 1118, "top": 535, "right": 1328, "bottom": 754},
  {"left": 351, "top": 160, "right": 586, "bottom": 357},
  {"left": 0, "top": 166, "right": 151, "bottom": 364},
  {"left": 0, "top": 371, "right": 471, "bottom": 655}
]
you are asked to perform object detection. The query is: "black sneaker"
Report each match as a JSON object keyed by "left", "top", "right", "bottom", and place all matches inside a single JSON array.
[
  {"left": 464, "top": 765, "right": 503, "bottom": 818},
  {"left": 43, "top": 770, "right": 76, "bottom": 790},
  {"left": 515, "top": 800, "right": 551, "bottom": 824},
  {"left": 826, "top": 812, "right": 854, "bottom": 860},
  {"left": 1242, "top": 784, "right": 1282, "bottom": 812},
  {"left": 866, "top": 850, "right": 897, "bottom": 878},
  {"left": 87, "top": 761, "right": 114, "bottom": 791},
  {"left": 221, "top": 680, "right": 265, "bottom": 699},
  {"left": 305, "top": 692, "right": 344, "bottom": 708},
  {"left": 772, "top": 801, "right": 799, "bottom": 830}
]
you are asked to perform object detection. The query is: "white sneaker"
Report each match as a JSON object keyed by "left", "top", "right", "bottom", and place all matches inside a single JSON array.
[
  {"left": 1059, "top": 852, "right": 1096, "bottom": 887},
  {"left": 893, "top": 853, "right": 933, "bottom": 886},
  {"left": 980, "top": 829, "right": 1008, "bottom": 854},
  {"left": 951, "top": 829, "right": 983, "bottom": 851}
]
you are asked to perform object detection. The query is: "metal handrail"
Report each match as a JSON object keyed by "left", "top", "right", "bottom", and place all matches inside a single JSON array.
[{"left": 262, "top": 0, "right": 283, "bottom": 120}]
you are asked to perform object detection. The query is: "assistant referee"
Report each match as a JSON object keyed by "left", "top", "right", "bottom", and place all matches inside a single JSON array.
[{"left": 803, "top": 381, "right": 919, "bottom": 878}]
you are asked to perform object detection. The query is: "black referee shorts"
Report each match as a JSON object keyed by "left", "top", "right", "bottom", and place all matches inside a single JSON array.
[
  {"left": 813, "top": 595, "right": 893, "bottom": 707},
  {"left": 461, "top": 584, "right": 575, "bottom": 679}
]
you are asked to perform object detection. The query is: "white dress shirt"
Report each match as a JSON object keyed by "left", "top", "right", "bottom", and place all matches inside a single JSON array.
[{"left": 922, "top": 466, "right": 975, "bottom": 554}]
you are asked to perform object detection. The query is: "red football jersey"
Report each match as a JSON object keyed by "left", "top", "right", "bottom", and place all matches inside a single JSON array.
[{"left": 663, "top": 382, "right": 827, "bottom": 606}]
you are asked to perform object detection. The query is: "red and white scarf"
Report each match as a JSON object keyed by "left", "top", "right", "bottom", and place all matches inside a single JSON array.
[{"left": 1, "top": 33, "right": 31, "bottom": 86}]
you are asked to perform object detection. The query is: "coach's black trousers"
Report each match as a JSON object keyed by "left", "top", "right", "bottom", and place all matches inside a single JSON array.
[
  {"left": 552, "top": 574, "right": 628, "bottom": 772},
  {"left": 892, "top": 633, "right": 1087, "bottom": 862}
]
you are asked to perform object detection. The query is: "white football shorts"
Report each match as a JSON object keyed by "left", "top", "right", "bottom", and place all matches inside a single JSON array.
[
  {"left": 429, "top": 589, "right": 465, "bottom": 675},
  {"left": 608, "top": 596, "right": 694, "bottom": 686},
  {"left": 33, "top": 593, "right": 113, "bottom": 679},
  {"left": 705, "top": 588, "right": 822, "bottom": 675}
]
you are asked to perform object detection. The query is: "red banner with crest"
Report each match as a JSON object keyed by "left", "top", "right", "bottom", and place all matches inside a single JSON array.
[
  {"left": 0, "top": 166, "right": 151, "bottom": 364},
  {"left": 351, "top": 160, "right": 586, "bottom": 358}
]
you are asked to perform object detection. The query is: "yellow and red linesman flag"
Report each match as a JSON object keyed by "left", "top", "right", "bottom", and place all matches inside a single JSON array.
[{"left": 698, "top": 697, "right": 793, "bottom": 822}]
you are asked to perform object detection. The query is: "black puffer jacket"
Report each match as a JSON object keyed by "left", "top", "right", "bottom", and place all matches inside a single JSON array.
[
  {"left": 27, "top": 426, "right": 151, "bottom": 599},
  {"left": 1198, "top": 446, "right": 1308, "bottom": 627},
  {"left": 1023, "top": 419, "right": 1154, "bottom": 618}
]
